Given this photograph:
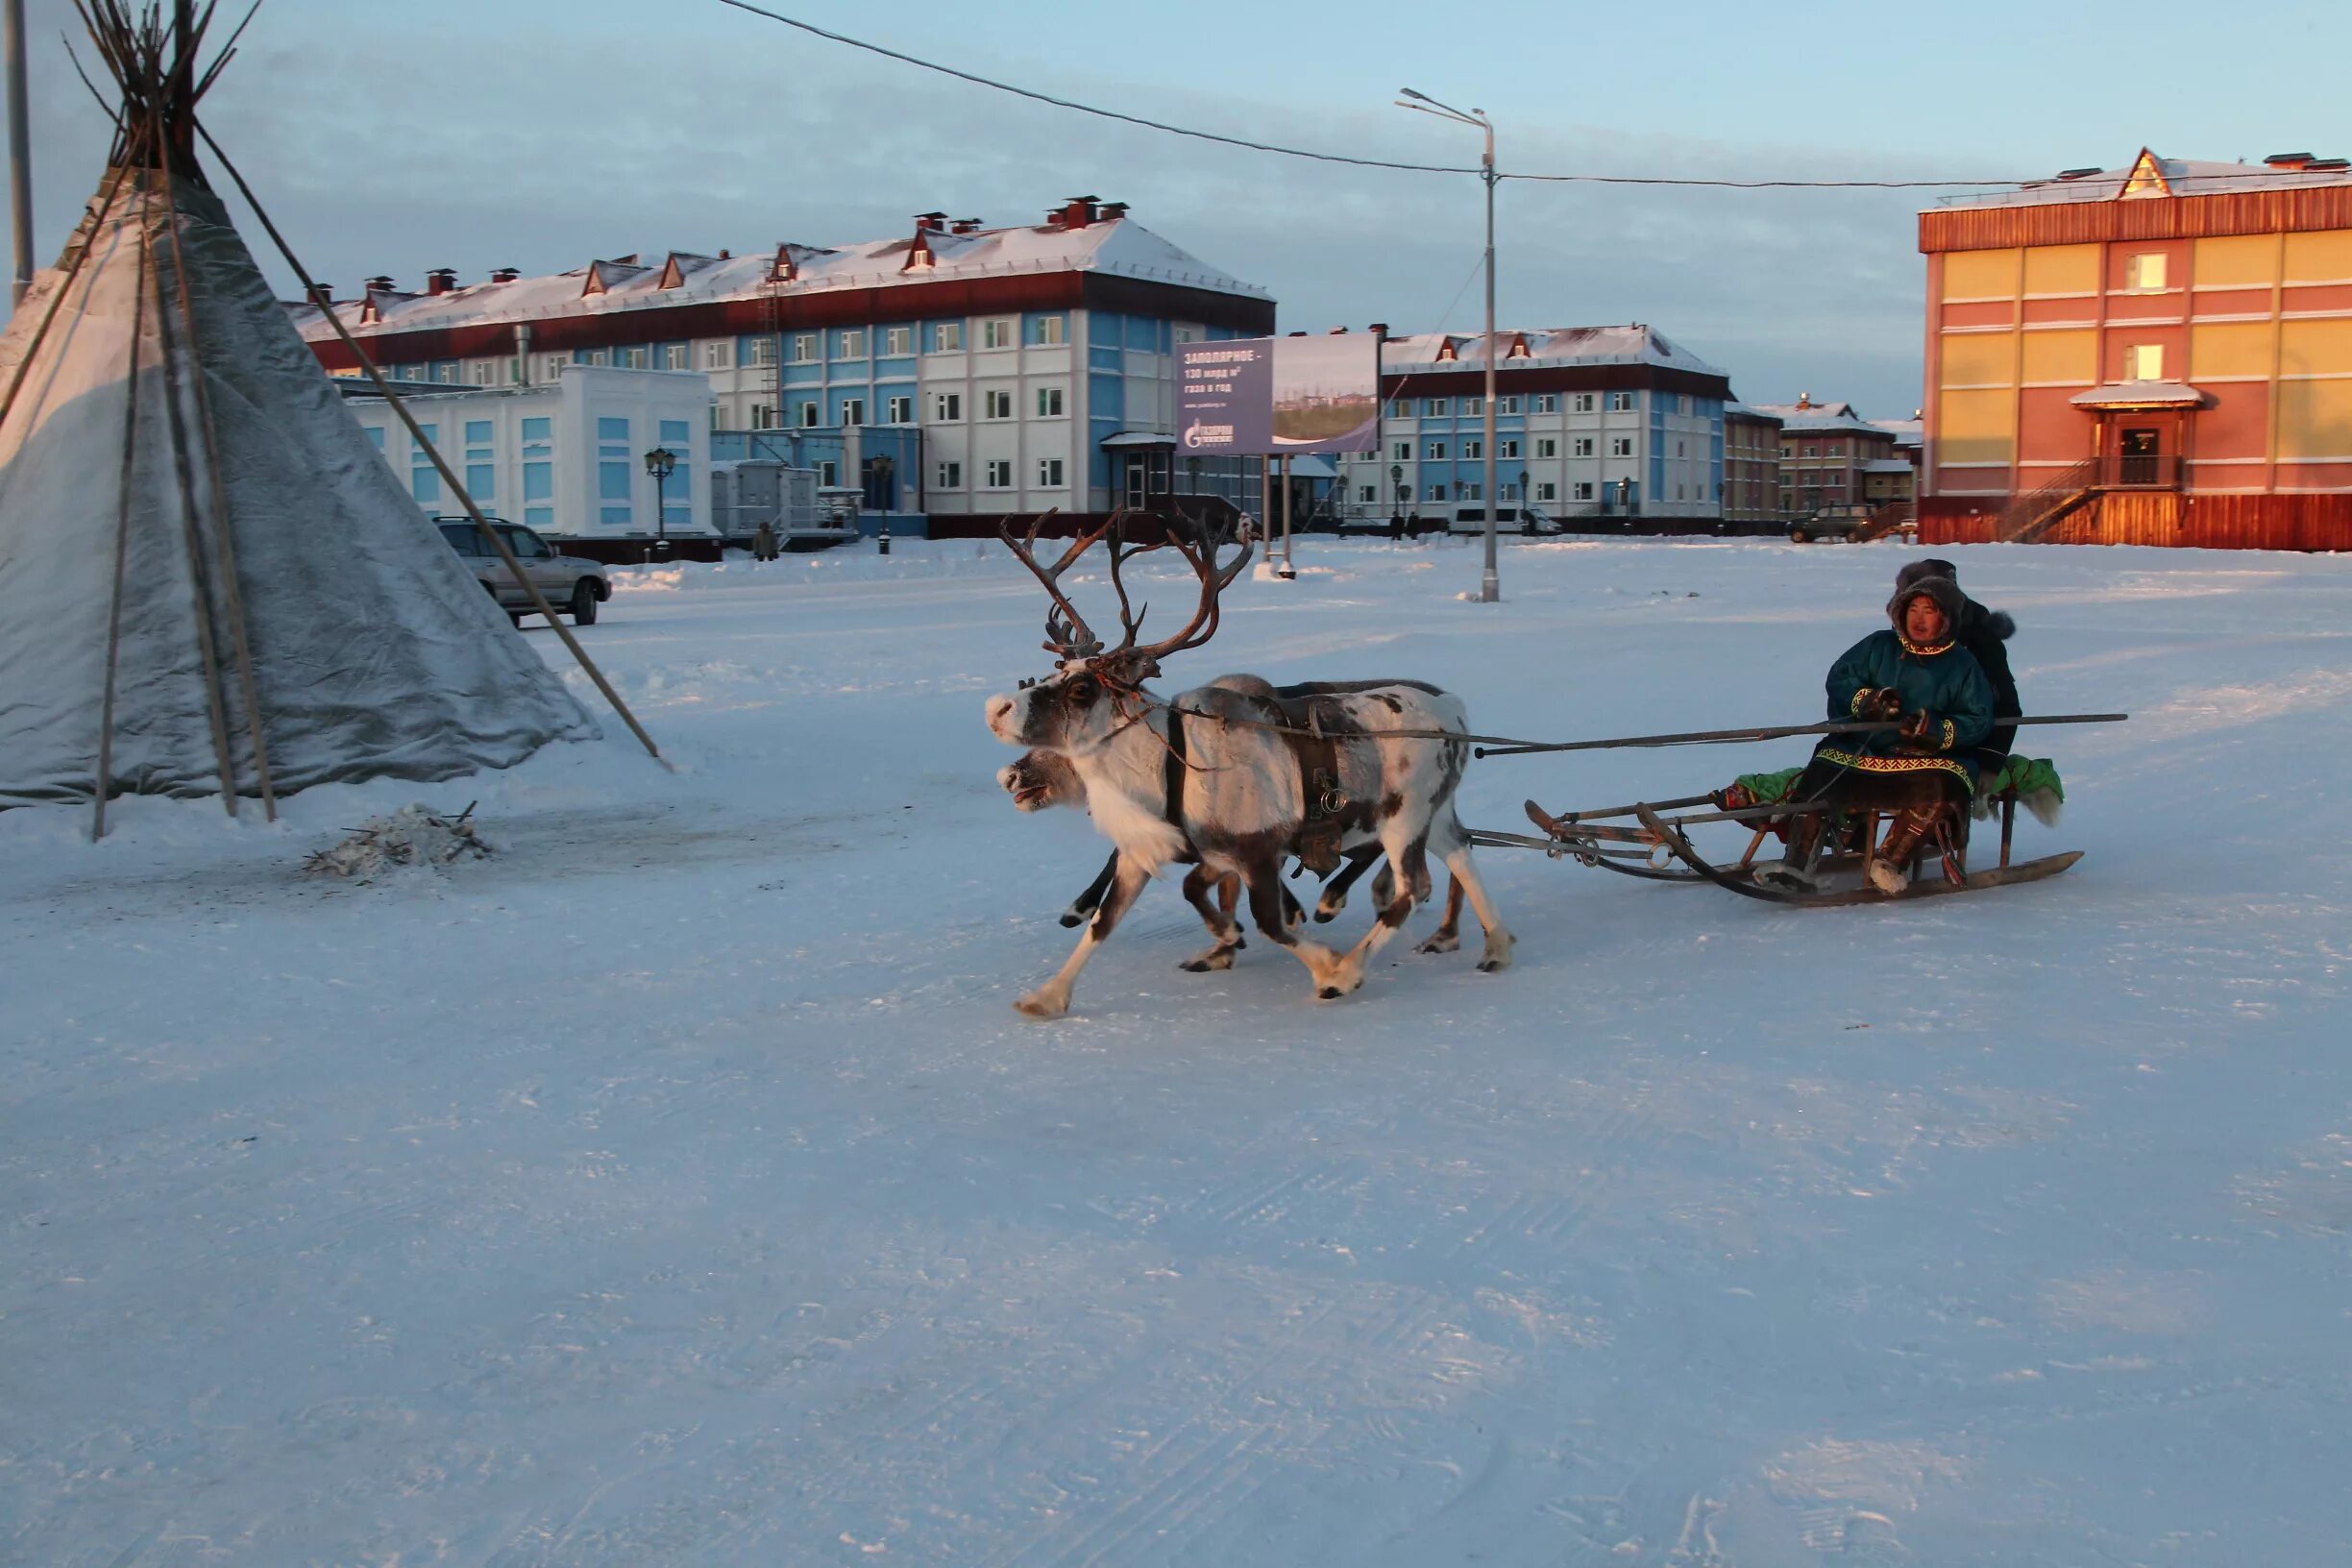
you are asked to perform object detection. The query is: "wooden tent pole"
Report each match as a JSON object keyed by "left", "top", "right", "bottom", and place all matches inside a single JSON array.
[
  {"left": 0, "top": 163, "right": 135, "bottom": 436},
  {"left": 156, "top": 156, "right": 275, "bottom": 817},
  {"left": 144, "top": 179, "right": 241, "bottom": 816},
  {"left": 93, "top": 213, "right": 152, "bottom": 842},
  {"left": 195, "top": 121, "right": 666, "bottom": 766}
]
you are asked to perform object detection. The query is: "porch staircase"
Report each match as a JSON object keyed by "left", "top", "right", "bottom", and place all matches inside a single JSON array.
[
  {"left": 1995, "top": 460, "right": 2100, "bottom": 543},
  {"left": 1849, "top": 501, "right": 1916, "bottom": 544}
]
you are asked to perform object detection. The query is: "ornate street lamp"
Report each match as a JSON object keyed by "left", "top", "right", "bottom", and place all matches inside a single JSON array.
[{"left": 642, "top": 446, "right": 676, "bottom": 555}]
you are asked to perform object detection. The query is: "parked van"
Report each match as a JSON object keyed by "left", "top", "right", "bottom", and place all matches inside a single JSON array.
[{"left": 1446, "top": 503, "right": 1557, "bottom": 537}]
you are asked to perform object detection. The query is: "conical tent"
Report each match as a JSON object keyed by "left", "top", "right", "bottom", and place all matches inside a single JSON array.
[{"left": 0, "top": 1, "right": 599, "bottom": 822}]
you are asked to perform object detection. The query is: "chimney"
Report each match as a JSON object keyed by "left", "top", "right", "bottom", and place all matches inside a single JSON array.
[
  {"left": 364, "top": 274, "right": 395, "bottom": 293},
  {"left": 1369, "top": 322, "right": 1389, "bottom": 337},
  {"left": 2265, "top": 152, "right": 2316, "bottom": 169},
  {"left": 718, "top": 248, "right": 731, "bottom": 259},
  {"left": 914, "top": 211, "right": 948, "bottom": 233},
  {"left": 1060, "top": 194, "right": 1101, "bottom": 229},
  {"left": 950, "top": 216, "right": 984, "bottom": 234},
  {"left": 1099, "top": 201, "right": 1130, "bottom": 221},
  {"left": 306, "top": 282, "right": 332, "bottom": 307},
  {"left": 1328, "top": 326, "right": 1348, "bottom": 333},
  {"left": 487, "top": 266, "right": 520, "bottom": 284},
  {"left": 1286, "top": 331, "right": 1307, "bottom": 337},
  {"left": 425, "top": 267, "right": 457, "bottom": 295},
  {"left": 1797, "top": 391, "right": 1812, "bottom": 409}
]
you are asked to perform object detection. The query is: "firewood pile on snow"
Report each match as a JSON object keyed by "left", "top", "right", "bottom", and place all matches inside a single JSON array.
[{"left": 303, "top": 804, "right": 492, "bottom": 880}]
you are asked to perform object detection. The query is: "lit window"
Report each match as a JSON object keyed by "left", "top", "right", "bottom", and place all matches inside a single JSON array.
[
  {"left": 885, "top": 326, "right": 914, "bottom": 355},
  {"left": 982, "top": 319, "right": 1014, "bottom": 350},
  {"left": 1038, "top": 457, "right": 1066, "bottom": 487},
  {"left": 1037, "top": 386, "right": 1065, "bottom": 417},
  {"left": 837, "top": 330, "right": 866, "bottom": 358},
  {"left": 2126, "top": 343, "right": 2166, "bottom": 380},
  {"left": 1032, "top": 315, "right": 1066, "bottom": 346},
  {"left": 2125, "top": 253, "right": 2168, "bottom": 292},
  {"left": 933, "top": 322, "right": 964, "bottom": 352}
]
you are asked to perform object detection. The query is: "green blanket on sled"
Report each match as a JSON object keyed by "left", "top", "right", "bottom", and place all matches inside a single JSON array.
[{"left": 1733, "top": 757, "right": 2065, "bottom": 807}]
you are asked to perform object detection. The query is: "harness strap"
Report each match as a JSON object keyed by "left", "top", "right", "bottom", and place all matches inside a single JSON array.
[{"left": 1163, "top": 703, "right": 1188, "bottom": 828}]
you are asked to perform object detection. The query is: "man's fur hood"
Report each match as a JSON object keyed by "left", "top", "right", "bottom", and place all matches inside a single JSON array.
[{"left": 1894, "top": 558, "right": 2015, "bottom": 642}]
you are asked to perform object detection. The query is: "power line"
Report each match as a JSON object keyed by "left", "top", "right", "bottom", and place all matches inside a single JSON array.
[{"left": 710, "top": 1, "right": 2329, "bottom": 199}]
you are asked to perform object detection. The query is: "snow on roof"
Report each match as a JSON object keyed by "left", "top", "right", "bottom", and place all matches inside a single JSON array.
[
  {"left": 294, "top": 213, "right": 1266, "bottom": 345},
  {"left": 1873, "top": 417, "right": 1923, "bottom": 449},
  {"left": 1860, "top": 458, "right": 1917, "bottom": 474},
  {"left": 1380, "top": 324, "right": 1726, "bottom": 379},
  {"left": 2068, "top": 380, "right": 2210, "bottom": 409},
  {"left": 1750, "top": 400, "right": 1892, "bottom": 437},
  {"left": 1934, "top": 149, "right": 2352, "bottom": 210},
  {"left": 1724, "top": 401, "right": 1784, "bottom": 424}
]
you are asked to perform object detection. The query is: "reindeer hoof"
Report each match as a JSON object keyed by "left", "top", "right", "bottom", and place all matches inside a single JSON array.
[
  {"left": 1179, "top": 950, "right": 1236, "bottom": 973},
  {"left": 1014, "top": 991, "right": 1068, "bottom": 1019},
  {"left": 1317, "top": 986, "right": 1344, "bottom": 1000},
  {"left": 1415, "top": 932, "right": 1461, "bottom": 955},
  {"left": 1057, "top": 912, "right": 1084, "bottom": 929},
  {"left": 1311, "top": 907, "right": 1339, "bottom": 924}
]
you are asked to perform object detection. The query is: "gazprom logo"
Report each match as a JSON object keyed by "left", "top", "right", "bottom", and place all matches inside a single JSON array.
[{"left": 1183, "top": 418, "right": 1234, "bottom": 450}]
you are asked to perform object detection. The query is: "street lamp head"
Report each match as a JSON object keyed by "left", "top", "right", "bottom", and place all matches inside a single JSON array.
[
  {"left": 1398, "top": 86, "right": 1429, "bottom": 102},
  {"left": 642, "top": 446, "right": 676, "bottom": 478}
]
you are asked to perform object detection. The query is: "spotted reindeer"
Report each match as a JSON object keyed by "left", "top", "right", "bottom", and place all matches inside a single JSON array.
[{"left": 983, "top": 515, "right": 1510, "bottom": 1018}]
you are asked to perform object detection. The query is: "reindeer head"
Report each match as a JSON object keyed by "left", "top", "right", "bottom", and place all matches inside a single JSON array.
[
  {"left": 984, "top": 510, "right": 1252, "bottom": 756},
  {"left": 998, "top": 748, "right": 1085, "bottom": 812}
]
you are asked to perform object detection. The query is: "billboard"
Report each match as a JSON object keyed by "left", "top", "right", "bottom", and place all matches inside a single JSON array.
[{"left": 1177, "top": 334, "right": 1379, "bottom": 456}]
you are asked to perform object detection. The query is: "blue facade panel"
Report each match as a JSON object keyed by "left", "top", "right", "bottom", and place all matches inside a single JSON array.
[{"left": 873, "top": 356, "right": 918, "bottom": 380}]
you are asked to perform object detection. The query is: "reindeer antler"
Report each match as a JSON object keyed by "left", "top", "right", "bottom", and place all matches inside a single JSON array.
[
  {"left": 999, "top": 509, "right": 1113, "bottom": 658},
  {"left": 1104, "top": 512, "right": 1253, "bottom": 678}
]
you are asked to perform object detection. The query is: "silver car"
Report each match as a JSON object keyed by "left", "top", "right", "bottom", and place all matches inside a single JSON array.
[{"left": 437, "top": 518, "right": 611, "bottom": 625}]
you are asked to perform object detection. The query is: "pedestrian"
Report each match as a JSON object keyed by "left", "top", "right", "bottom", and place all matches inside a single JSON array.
[{"left": 752, "top": 520, "right": 778, "bottom": 561}]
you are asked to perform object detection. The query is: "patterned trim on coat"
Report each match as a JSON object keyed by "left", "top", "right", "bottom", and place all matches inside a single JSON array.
[{"left": 1814, "top": 747, "right": 1974, "bottom": 785}]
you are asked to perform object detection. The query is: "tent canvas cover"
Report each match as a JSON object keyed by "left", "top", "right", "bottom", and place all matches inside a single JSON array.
[{"left": 0, "top": 4, "right": 595, "bottom": 817}]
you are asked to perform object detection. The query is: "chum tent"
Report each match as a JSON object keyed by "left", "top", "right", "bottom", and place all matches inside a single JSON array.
[{"left": 0, "top": 1, "right": 614, "bottom": 831}]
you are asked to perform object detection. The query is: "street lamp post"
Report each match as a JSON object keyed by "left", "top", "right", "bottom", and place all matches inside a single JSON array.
[
  {"left": 1397, "top": 86, "right": 1499, "bottom": 602},
  {"left": 643, "top": 446, "right": 676, "bottom": 557}
]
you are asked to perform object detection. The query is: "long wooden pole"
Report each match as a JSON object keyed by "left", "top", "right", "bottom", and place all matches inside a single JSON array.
[
  {"left": 193, "top": 119, "right": 665, "bottom": 765},
  {"left": 1472, "top": 713, "right": 2129, "bottom": 760},
  {"left": 0, "top": 164, "right": 134, "bottom": 436},
  {"left": 157, "top": 155, "right": 275, "bottom": 818},
  {"left": 92, "top": 214, "right": 151, "bottom": 841},
  {"left": 146, "top": 182, "right": 241, "bottom": 816}
]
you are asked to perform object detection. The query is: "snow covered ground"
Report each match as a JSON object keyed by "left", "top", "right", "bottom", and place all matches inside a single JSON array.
[{"left": 5, "top": 535, "right": 2350, "bottom": 1566}]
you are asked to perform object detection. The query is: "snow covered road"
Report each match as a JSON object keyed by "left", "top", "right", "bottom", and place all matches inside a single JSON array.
[{"left": 5, "top": 537, "right": 2349, "bottom": 1565}]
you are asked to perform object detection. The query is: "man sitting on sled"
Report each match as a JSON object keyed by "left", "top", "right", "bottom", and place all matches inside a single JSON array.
[{"left": 1754, "top": 574, "right": 1995, "bottom": 895}]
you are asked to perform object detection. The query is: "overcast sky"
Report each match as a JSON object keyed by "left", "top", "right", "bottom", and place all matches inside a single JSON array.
[{"left": 8, "top": 0, "right": 2347, "bottom": 415}]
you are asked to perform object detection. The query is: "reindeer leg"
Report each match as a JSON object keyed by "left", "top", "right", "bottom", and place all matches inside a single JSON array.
[
  {"left": 1238, "top": 850, "right": 1349, "bottom": 999},
  {"left": 1324, "top": 834, "right": 1430, "bottom": 996},
  {"left": 1061, "top": 849, "right": 1121, "bottom": 928},
  {"left": 1312, "top": 843, "right": 1384, "bottom": 923},
  {"left": 1017, "top": 854, "right": 1152, "bottom": 1019},
  {"left": 1439, "top": 843, "right": 1514, "bottom": 973},
  {"left": 1178, "top": 865, "right": 1247, "bottom": 972},
  {"left": 1415, "top": 875, "right": 1466, "bottom": 955}
]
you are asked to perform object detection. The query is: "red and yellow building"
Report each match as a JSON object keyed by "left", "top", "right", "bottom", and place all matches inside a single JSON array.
[{"left": 1918, "top": 150, "right": 2352, "bottom": 549}]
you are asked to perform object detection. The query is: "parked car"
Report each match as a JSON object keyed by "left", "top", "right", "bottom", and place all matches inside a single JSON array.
[
  {"left": 1786, "top": 507, "right": 1871, "bottom": 545},
  {"left": 1447, "top": 503, "right": 1559, "bottom": 537},
  {"left": 436, "top": 517, "right": 612, "bottom": 625}
]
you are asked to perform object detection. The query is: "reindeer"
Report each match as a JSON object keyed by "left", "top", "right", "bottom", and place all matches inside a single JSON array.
[{"left": 983, "top": 515, "right": 1511, "bottom": 1017}]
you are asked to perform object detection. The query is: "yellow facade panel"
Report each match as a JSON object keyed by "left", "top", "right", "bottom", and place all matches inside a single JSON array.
[
  {"left": 1938, "top": 387, "right": 2014, "bottom": 464},
  {"left": 2191, "top": 321, "right": 2273, "bottom": 380},
  {"left": 2283, "top": 229, "right": 2352, "bottom": 282},
  {"left": 2020, "top": 330, "right": 2095, "bottom": 384},
  {"left": 2021, "top": 244, "right": 2098, "bottom": 296},
  {"left": 2193, "top": 234, "right": 2277, "bottom": 289},
  {"left": 1943, "top": 248, "right": 2019, "bottom": 302},
  {"left": 2278, "top": 379, "right": 2352, "bottom": 458},
  {"left": 1940, "top": 331, "right": 2017, "bottom": 388},
  {"left": 2280, "top": 317, "right": 2352, "bottom": 377}
]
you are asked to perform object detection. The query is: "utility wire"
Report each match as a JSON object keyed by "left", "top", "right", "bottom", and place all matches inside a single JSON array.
[{"left": 709, "top": 0, "right": 2322, "bottom": 197}]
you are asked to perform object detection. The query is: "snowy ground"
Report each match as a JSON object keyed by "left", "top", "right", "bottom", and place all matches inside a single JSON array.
[{"left": 5, "top": 535, "right": 2350, "bottom": 1567}]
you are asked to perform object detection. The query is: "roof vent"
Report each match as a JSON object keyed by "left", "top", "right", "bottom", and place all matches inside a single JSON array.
[
  {"left": 306, "top": 282, "right": 332, "bottom": 306},
  {"left": 1058, "top": 194, "right": 1102, "bottom": 230},
  {"left": 487, "top": 266, "right": 520, "bottom": 284},
  {"left": 1099, "top": 201, "right": 1130, "bottom": 221},
  {"left": 914, "top": 211, "right": 948, "bottom": 233},
  {"left": 2055, "top": 166, "right": 2102, "bottom": 180},
  {"left": 363, "top": 274, "right": 395, "bottom": 293},
  {"left": 2265, "top": 152, "right": 2316, "bottom": 169},
  {"left": 949, "top": 216, "right": 984, "bottom": 234},
  {"left": 2307, "top": 157, "right": 2350, "bottom": 172}
]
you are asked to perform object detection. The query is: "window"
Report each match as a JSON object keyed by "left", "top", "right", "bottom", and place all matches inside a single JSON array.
[
  {"left": 1574, "top": 480, "right": 1595, "bottom": 501},
  {"left": 1610, "top": 437, "right": 1634, "bottom": 457},
  {"left": 1390, "top": 399, "right": 1412, "bottom": 419},
  {"left": 884, "top": 326, "right": 914, "bottom": 355},
  {"left": 985, "top": 458, "right": 1013, "bottom": 488},
  {"left": 746, "top": 338, "right": 776, "bottom": 367},
  {"left": 1360, "top": 484, "right": 1376, "bottom": 502},
  {"left": 936, "top": 460, "right": 963, "bottom": 489},
  {"left": 1533, "top": 394, "right": 1558, "bottom": 413},
  {"left": 798, "top": 401, "right": 821, "bottom": 428},
  {"left": 1038, "top": 456, "right": 1066, "bottom": 487},
  {"left": 705, "top": 341, "right": 733, "bottom": 370},
  {"left": 749, "top": 403, "right": 775, "bottom": 429},
  {"left": 887, "top": 395, "right": 914, "bottom": 424},
  {"left": 468, "top": 360, "right": 496, "bottom": 386},
  {"left": 1675, "top": 440, "right": 1685, "bottom": 458},
  {"left": 542, "top": 354, "right": 569, "bottom": 381},
  {"left": 1536, "top": 481, "right": 1557, "bottom": 502},
  {"left": 1535, "top": 437, "right": 1557, "bottom": 458},
  {"left": 790, "top": 333, "right": 817, "bottom": 364},
  {"left": 1424, "top": 440, "right": 1447, "bottom": 460},
  {"left": 1422, "top": 398, "right": 1447, "bottom": 417},
  {"left": 1461, "top": 483, "right": 1482, "bottom": 502},
  {"left": 1173, "top": 326, "right": 1200, "bottom": 345},
  {"left": 599, "top": 462, "right": 630, "bottom": 502},
  {"left": 982, "top": 318, "right": 1014, "bottom": 350},
  {"left": 662, "top": 344, "right": 690, "bottom": 370},
  {"left": 363, "top": 426, "right": 385, "bottom": 451},
  {"left": 837, "top": 329, "right": 866, "bottom": 358},
  {"left": 1499, "top": 439, "right": 1520, "bottom": 459},
  {"left": 2125, "top": 253, "right": 2168, "bottom": 292},
  {"left": 2126, "top": 343, "right": 2165, "bottom": 380},
  {"left": 1389, "top": 440, "right": 1410, "bottom": 461},
  {"left": 984, "top": 389, "right": 1014, "bottom": 419},
  {"left": 1461, "top": 397, "right": 1483, "bottom": 417},
  {"left": 820, "top": 461, "right": 839, "bottom": 486},
  {"left": 1802, "top": 444, "right": 1820, "bottom": 458},
  {"left": 524, "top": 462, "right": 551, "bottom": 502},
  {"left": 616, "top": 346, "right": 649, "bottom": 369},
  {"left": 1606, "top": 391, "right": 1634, "bottom": 411},
  {"left": 1496, "top": 396, "right": 1521, "bottom": 414},
  {"left": 1462, "top": 439, "right": 1482, "bottom": 460},
  {"left": 840, "top": 398, "right": 867, "bottom": 426},
  {"left": 1037, "top": 386, "right": 1065, "bottom": 417},
  {"left": 1678, "top": 394, "right": 1692, "bottom": 415},
  {"left": 581, "top": 351, "right": 609, "bottom": 368},
  {"left": 1429, "top": 483, "right": 1447, "bottom": 502},
  {"left": 932, "top": 322, "right": 964, "bottom": 353},
  {"left": 1032, "top": 314, "right": 1066, "bottom": 346},
  {"left": 1573, "top": 437, "right": 1595, "bottom": 457},
  {"left": 1573, "top": 393, "right": 1596, "bottom": 413},
  {"left": 934, "top": 391, "right": 962, "bottom": 421},
  {"left": 464, "top": 419, "right": 492, "bottom": 446},
  {"left": 1500, "top": 482, "right": 1518, "bottom": 501}
]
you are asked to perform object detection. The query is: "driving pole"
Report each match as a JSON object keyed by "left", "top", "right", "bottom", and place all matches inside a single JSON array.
[
  {"left": 6, "top": 0, "right": 32, "bottom": 308},
  {"left": 1479, "top": 112, "right": 1499, "bottom": 603}
]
